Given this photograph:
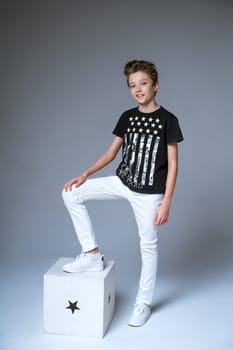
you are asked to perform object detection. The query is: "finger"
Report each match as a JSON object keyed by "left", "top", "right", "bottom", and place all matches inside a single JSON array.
[
  {"left": 70, "top": 180, "right": 77, "bottom": 191},
  {"left": 158, "top": 216, "right": 164, "bottom": 225},
  {"left": 161, "top": 217, "right": 166, "bottom": 224},
  {"left": 76, "top": 179, "right": 84, "bottom": 188}
]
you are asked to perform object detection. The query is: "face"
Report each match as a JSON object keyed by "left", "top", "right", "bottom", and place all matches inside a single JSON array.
[{"left": 128, "top": 71, "right": 159, "bottom": 106}]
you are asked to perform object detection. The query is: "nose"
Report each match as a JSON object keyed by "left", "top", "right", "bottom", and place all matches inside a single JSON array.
[{"left": 136, "top": 84, "right": 142, "bottom": 92}]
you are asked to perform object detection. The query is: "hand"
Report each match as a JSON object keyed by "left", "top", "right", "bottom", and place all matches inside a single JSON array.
[
  {"left": 154, "top": 203, "right": 170, "bottom": 226},
  {"left": 63, "top": 174, "right": 87, "bottom": 191}
]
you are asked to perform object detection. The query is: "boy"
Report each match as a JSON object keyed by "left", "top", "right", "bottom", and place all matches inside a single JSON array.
[{"left": 62, "top": 60, "right": 184, "bottom": 327}]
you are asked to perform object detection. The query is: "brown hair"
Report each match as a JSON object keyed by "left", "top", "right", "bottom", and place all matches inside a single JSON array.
[{"left": 124, "top": 60, "right": 159, "bottom": 86}]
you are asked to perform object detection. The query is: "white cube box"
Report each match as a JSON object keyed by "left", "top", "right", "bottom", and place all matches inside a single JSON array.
[{"left": 43, "top": 258, "right": 115, "bottom": 338}]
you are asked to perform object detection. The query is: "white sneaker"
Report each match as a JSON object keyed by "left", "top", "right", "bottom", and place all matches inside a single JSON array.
[
  {"left": 62, "top": 252, "right": 104, "bottom": 273},
  {"left": 128, "top": 302, "right": 151, "bottom": 327}
]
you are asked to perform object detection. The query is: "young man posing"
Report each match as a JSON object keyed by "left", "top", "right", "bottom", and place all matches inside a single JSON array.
[{"left": 62, "top": 60, "right": 184, "bottom": 327}]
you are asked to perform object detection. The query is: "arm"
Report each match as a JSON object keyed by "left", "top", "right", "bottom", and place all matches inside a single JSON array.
[
  {"left": 154, "top": 143, "right": 178, "bottom": 225},
  {"left": 63, "top": 136, "right": 123, "bottom": 191}
]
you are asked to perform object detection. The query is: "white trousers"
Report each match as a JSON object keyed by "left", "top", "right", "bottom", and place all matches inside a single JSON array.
[{"left": 62, "top": 175, "right": 164, "bottom": 305}]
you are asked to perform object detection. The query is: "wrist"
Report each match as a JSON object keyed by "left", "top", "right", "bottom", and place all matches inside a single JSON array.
[
  {"left": 161, "top": 198, "right": 171, "bottom": 208},
  {"left": 81, "top": 171, "right": 88, "bottom": 178}
]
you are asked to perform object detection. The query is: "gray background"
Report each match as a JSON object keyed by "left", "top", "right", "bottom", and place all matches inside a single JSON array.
[{"left": 1, "top": 0, "right": 233, "bottom": 349}]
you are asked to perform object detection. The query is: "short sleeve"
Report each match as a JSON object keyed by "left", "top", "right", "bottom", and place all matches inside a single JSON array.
[
  {"left": 165, "top": 115, "right": 184, "bottom": 144},
  {"left": 112, "top": 113, "right": 127, "bottom": 138}
]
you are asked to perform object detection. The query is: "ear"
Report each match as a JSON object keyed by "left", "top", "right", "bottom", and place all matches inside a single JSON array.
[{"left": 153, "top": 81, "right": 159, "bottom": 91}]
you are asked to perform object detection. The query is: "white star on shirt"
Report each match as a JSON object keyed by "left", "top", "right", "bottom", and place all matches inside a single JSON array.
[
  {"left": 135, "top": 116, "right": 138, "bottom": 120},
  {"left": 146, "top": 129, "right": 150, "bottom": 133},
  {"left": 154, "top": 130, "right": 158, "bottom": 134},
  {"left": 130, "top": 117, "right": 133, "bottom": 121},
  {"left": 133, "top": 128, "right": 136, "bottom": 132},
  {"left": 137, "top": 122, "right": 141, "bottom": 126},
  {"left": 127, "top": 128, "right": 131, "bottom": 132},
  {"left": 139, "top": 128, "right": 143, "bottom": 132},
  {"left": 131, "top": 122, "right": 134, "bottom": 125},
  {"left": 156, "top": 136, "right": 160, "bottom": 140},
  {"left": 151, "top": 123, "right": 155, "bottom": 127},
  {"left": 149, "top": 117, "right": 153, "bottom": 122},
  {"left": 144, "top": 122, "right": 148, "bottom": 126},
  {"left": 156, "top": 118, "right": 160, "bottom": 123},
  {"left": 158, "top": 124, "right": 163, "bottom": 129},
  {"left": 142, "top": 117, "right": 146, "bottom": 121}
]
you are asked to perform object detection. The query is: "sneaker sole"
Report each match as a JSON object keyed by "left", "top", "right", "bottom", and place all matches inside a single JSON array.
[
  {"left": 128, "top": 323, "right": 142, "bottom": 327},
  {"left": 62, "top": 264, "right": 104, "bottom": 273},
  {"left": 128, "top": 320, "right": 148, "bottom": 327},
  {"left": 128, "top": 311, "right": 151, "bottom": 327}
]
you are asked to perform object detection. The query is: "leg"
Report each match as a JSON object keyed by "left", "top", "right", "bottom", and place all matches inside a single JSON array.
[
  {"left": 129, "top": 192, "right": 164, "bottom": 306},
  {"left": 62, "top": 175, "right": 125, "bottom": 252}
]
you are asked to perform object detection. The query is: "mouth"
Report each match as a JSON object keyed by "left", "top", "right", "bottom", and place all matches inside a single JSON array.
[{"left": 136, "top": 94, "right": 145, "bottom": 98}]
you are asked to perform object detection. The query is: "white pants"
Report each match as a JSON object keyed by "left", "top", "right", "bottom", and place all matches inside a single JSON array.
[{"left": 62, "top": 175, "right": 164, "bottom": 305}]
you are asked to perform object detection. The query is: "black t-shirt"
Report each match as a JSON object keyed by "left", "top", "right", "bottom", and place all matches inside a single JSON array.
[{"left": 112, "top": 105, "right": 184, "bottom": 194}]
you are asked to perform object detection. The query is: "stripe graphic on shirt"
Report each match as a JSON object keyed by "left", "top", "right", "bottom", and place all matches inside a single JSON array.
[
  {"left": 149, "top": 137, "right": 160, "bottom": 186},
  {"left": 141, "top": 134, "right": 153, "bottom": 185},
  {"left": 134, "top": 134, "right": 145, "bottom": 184},
  {"left": 129, "top": 133, "right": 139, "bottom": 173},
  {"left": 123, "top": 133, "right": 133, "bottom": 163}
]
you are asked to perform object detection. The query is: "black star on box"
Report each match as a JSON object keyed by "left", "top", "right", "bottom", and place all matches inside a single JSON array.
[
  {"left": 108, "top": 294, "right": 111, "bottom": 304},
  {"left": 66, "top": 300, "right": 80, "bottom": 314}
]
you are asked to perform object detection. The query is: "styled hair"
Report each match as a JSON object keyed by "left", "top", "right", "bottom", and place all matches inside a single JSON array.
[{"left": 124, "top": 60, "right": 159, "bottom": 86}]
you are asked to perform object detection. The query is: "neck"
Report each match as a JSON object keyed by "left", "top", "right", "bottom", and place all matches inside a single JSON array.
[{"left": 138, "top": 100, "right": 160, "bottom": 113}]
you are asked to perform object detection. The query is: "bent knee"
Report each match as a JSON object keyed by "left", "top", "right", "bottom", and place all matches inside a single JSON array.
[
  {"left": 62, "top": 188, "right": 74, "bottom": 203},
  {"left": 62, "top": 187, "right": 83, "bottom": 204}
]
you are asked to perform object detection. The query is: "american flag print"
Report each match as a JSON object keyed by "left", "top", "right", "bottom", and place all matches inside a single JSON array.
[{"left": 118, "top": 114, "right": 163, "bottom": 190}]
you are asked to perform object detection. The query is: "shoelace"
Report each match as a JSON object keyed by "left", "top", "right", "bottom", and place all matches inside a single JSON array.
[
  {"left": 134, "top": 303, "right": 145, "bottom": 313},
  {"left": 75, "top": 252, "right": 86, "bottom": 261},
  {"left": 74, "top": 252, "right": 104, "bottom": 264},
  {"left": 134, "top": 302, "right": 150, "bottom": 314}
]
